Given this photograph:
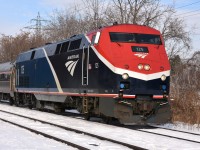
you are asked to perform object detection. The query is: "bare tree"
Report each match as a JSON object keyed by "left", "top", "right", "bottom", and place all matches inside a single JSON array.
[
  {"left": 0, "top": 31, "right": 47, "bottom": 62},
  {"left": 43, "top": 0, "right": 191, "bottom": 58},
  {"left": 169, "top": 51, "right": 200, "bottom": 124},
  {"left": 82, "top": 0, "right": 111, "bottom": 29},
  {"left": 44, "top": 0, "right": 111, "bottom": 41},
  {"left": 104, "top": 0, "right": 191, "bottom": 58},
  {"left": 44, "top": 10, "right": 88, "bottom": 42},
  {"left": 160, "top": 10, "right": 191, "bottom": 58}
]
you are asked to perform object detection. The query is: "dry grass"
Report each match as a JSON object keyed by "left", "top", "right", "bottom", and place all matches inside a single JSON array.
[
  {"left": 171, "top": 90, "right": 200, "bottom": 124},
  {"left": 170, "top": 62, "right": 200, "bottom": 125}
]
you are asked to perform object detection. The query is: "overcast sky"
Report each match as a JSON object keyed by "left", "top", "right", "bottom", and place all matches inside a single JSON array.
[{"left": 0, "top": 0, "right": 199, "bottom": 51}]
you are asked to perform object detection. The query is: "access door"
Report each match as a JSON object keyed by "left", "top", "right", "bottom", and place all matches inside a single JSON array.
[{"left": 82, "top": 46, "right": 89, "bottom": 85}]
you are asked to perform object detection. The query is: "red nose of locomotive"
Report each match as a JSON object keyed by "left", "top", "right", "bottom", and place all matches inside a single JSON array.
[
  {"left": 88, "top": 24, "right": 170, "bottom": 97},
  {"left": 95, "top": 24, "right": 170, "bottom": 78},
  {"left": 86, "top": 24, "right": 171, "bottom": 124}
]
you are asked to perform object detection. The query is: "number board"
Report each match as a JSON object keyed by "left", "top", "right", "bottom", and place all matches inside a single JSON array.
[{"left": 131, "top": 46, "right": 148, "bottom": 53}]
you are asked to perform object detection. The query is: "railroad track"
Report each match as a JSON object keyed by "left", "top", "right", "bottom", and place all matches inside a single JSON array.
[
  {"left": 124, "top": 125, "right": 200, "bottom": 144},
  {"left": 148, "top": 125, "right": 200, "bottom": 136},
  {"left": 54, "top": 110, "right": 200, "bottom": 139},
  {"left": 0, "top": 103, "right": 200, "bottom": 149},
  {"left": 0, "top": 117, "right": 84, "bottom": 150},
  {"left": 0, "top": 109, "right": 145, "bottom": 150}
]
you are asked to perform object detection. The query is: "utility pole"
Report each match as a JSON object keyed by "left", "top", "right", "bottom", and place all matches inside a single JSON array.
[{"left": 24, "top": 12, "right": 48, "bottom": 36}]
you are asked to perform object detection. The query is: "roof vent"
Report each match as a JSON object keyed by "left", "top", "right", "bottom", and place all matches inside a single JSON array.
[
  {"left": 70, "top": 35, "right": 76, "bottom": 38},
  {"left": 113, "top": 22, "right": 118, "bottom": 25}
]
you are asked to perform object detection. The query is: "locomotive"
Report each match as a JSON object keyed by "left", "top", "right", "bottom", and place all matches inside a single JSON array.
[{"left": 0, "top": 24, "right": 171, "bottom": 124}]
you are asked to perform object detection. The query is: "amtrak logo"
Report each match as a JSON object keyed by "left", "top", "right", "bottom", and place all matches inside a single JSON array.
[
  {"left": 134, "top": 53, "right": 148, "bottom": 59},
  {"left": 65, "top": 59, "right": 79, "bottom": 76}
]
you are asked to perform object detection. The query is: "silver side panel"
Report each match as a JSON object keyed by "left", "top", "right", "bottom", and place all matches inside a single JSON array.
[{"left": 34, "top": 94, "right": 66, "bottom": 102}]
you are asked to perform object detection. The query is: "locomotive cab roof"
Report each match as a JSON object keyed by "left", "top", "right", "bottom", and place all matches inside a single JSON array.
[{"left": 16, "top": 34, "right": 89, "bottom": 63}]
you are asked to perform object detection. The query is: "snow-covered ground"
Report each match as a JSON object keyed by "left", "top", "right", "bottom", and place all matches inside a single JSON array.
[
  {"left": 0, "top": 104, "right": 200, "bottom": 149},
  {"left": 0, "top": 120, "right": 75, "bottom": 150},
  {"left": 160, "top": 122, "right": 200, "bottom": 134},
  {"left": 0, "top": 111, "right": 130, "bottom": 150}
]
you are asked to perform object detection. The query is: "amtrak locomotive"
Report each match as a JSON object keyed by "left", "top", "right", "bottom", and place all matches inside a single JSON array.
[{"left": 0, "top": 24, "right": 171, "bottom": 124}]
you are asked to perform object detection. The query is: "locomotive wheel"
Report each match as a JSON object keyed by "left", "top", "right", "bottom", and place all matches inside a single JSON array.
[
  {"left": 84, "top": 113, "right": 91, "bottom": 120},
  {"left": 103, "top": 116, "right": 111, "bottom": 124},
  {"left": 28, "top": 98, "right": 36, "bottom": 109},
  {"left": 14, "top": 93, "right": 20, "bottom": 107},
  {"left": 55, "top": 108, "right": 64, "bottom": 113},
  {"left": 28, "top": 104, "right": 33, "bottom": 109},
  {"left": 9, "top": 98, "right": 14, "bottom": 106},
  {"left": 14, "top": 99, "right": 20, "bottom": 107}
]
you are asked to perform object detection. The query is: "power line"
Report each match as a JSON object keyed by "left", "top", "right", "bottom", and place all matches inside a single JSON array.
[
  {"left": 176, "top": 8, "right": 200, "bottom": 16},
  {"left": 24, "top": 12, "right": 49, "bottom": 35},
  {"left": 176, "top": 0, "right": 200, "bottom": 9},
  {"left": 181, "top": 11, "right": 200, "bottom": 18}
]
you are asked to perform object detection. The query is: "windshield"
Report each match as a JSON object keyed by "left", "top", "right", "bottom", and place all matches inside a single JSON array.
[{"left": 109, "top": 32, "right": 162, "bottom": 45}]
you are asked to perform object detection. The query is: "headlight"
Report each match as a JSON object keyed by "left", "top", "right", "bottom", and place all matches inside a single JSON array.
[
  {"left": 138, "top": 64, "right": 143, "bottom": 70},
  {"left": 122, "top": 73, "right": 129, "bottom": 80},
  {"left": 161, "top": 75, "right": 166, "bottom": 81},
  {"left": 144, "top": 64, "right": 150, "bottom": 71},
  {"left": 162, "top": 85, "right": 167, "bottom": 90}
]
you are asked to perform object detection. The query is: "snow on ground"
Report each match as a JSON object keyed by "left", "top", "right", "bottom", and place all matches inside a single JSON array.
[
  {"left": 0, "top": 111, "right": 131, "bottom": 150},
  {"left": 159, "top": 122, "right": 200, "bottom": 134},
  {"left": 0, "top": 120, "right": 76, "bottom": 150},
  {"left": 0, "top": 104, "right": 200, "bottom": 149}
]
